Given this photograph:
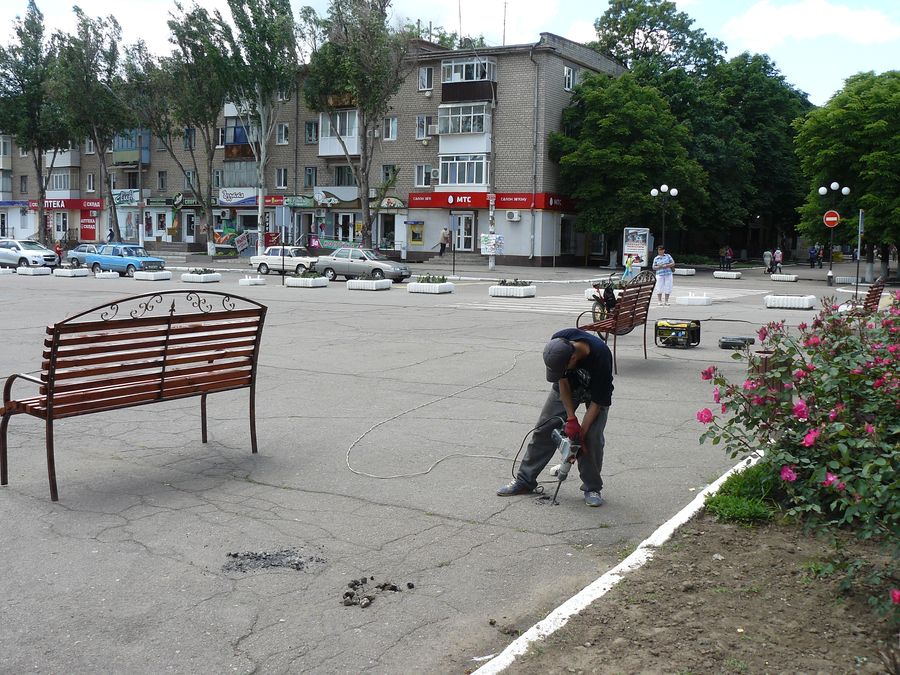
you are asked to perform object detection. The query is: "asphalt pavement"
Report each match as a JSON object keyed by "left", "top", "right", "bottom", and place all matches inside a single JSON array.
[{"left": 0, "top": 260, "right": 887, "bottom": 673}]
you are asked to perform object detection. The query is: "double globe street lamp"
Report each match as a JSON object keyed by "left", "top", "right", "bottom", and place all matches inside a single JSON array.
[
  {"left": 650, "top": 184, "right": 677, "bottom": 248},
  {"left": 818, "top": 181, "right": 850, "bottom": 286}
]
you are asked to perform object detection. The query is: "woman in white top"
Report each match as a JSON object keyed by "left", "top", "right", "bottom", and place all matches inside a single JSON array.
[{"left": 652, "top": 245, "right": 675, "bottom": 305}]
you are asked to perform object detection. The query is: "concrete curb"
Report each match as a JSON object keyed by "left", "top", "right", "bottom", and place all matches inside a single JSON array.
[{"left": 473, "top": 454, "right": 760, "bottom": 673}]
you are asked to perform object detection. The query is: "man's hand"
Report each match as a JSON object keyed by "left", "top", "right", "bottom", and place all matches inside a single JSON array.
[{"left": 564, "top": 416, "right": 581, "bottom": 440}]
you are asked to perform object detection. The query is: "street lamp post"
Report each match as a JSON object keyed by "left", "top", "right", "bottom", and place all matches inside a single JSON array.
[
  {"left": 137, "top": 132, "right": 144, "bottom": 247},
  {"left": 818, "top": 181, "right": 850, "bottom": 286},
  {"left": 650, "top": 184, "right": 678, "bottom": 248}
]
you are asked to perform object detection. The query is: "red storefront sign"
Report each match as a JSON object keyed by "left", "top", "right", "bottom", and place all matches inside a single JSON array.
[
  {"left": 79, "top": 210, "right": 98, "bottom": 240},
  {"left": 29, "top": 198, "right": 104, "bottom": 210},
  {"left": 263, "top": 195, "right": 284, "bottom": 206},
  {"left": 408, "top": 192, "right": 570, "bottom": 211}
]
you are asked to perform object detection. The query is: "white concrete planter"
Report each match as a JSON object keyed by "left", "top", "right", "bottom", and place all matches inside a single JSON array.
[
  {"left": 53, "top": 267, "right": 90, "bottom": 277},
  {"left": 765, "top": 294, "right": 817, "bottom": 309},
  {"left": 835, "top": 276, "right": 859, "bottom": 284},
  {"left": 239, "top": 275, "right": 266, "bottom": 286},
  {"left": 673, "top": 268, "right": 696, "bottom": 276},
  {"left": 0, "top": 268, "right": 15, "bottom": 275},
  {"left": 94, "top": 271, "right": 119, "bottom": 279},
  {"left": 408, "top": 282, "right": 454, "bottom": 294},
  {"left": 181, "top": 272, "right": 222, "bottom": 283},
  {"left": 713, "top": 271, "right": 742, "bottom": 279},
  {"left": 675, "top": 293, "right": 712, "bottom": 306},
  {"left": 347, "top": 278, "right": 392, "bottom": 291},
  {"left": 134, "top": 271, "right": 172, "bottom": 281},
  {"left": 16, "top": 266, "right": 51, "bottom": 276},
  {"left": 286, "top": 276, "right": 328, "bottom": 288},
  {"left": 770, "top": 274, "right": 798, "bottom": 282},
  {"left": 489, "top": 285, "right": 536, "bottom": 298}
]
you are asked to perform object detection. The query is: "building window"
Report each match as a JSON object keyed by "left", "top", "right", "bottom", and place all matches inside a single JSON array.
[
  {"left": 418, "top": 66, "right": 433, "bottom": 91},
  {"left": 416, "top": 114, "right": 434, "bottom": 140},
  {"left": 19, "top": 146, "right": 28, "bottom": 158},
  {"left": 127, "top": 171, "right": 138, "bottom": 189},
  {"left": 157, "top": 171, "right": 167, "bottom": 191},
  {"left": 382, "top": 117, "right": 397, "bottom": 141},
  {"left": 184, "top": 170, "right": 195, "bottom": 189},
  {"left": 414, "top": 164, "right": 433, "bottom": 187},
  {"left": 381, "top": 165, "right": 397, "bottom": 183},
  {"left": 277, "top": 89, "right": 290, "bottom": 102},
  {"left": 305, "top": 121, "right": 319, "bottom": 144},
  {"left": 304, "top": 166, "right": 317, "bottom": 189},
  {"left": 109, "top": 173, "right": 117, "bottom": 189},
  {"left": 564, "top": 66, "right": 574, "bottom": 91},
  {"left": 84, "top": 137, "right": 95, "bottom": 154},
  {"left": 156, "top": 135, "right": 168, "bottom": 151},
  {"left": 334, "top": 165, "right": 355, "bottom": 186},
  {"left": 438, "top": 104, "right": 488, "bottom": 134},
  {"left": 276, "top": 168, "right": 288, "bottom": 189},
  {"left": 0, "top": 137, "right": 9, "bottom": 157},
  {"left": 276, "top": 122, "right": 289, "bottom": 145},
  {"left": 183, "top": 127, "right": 196, "bottom": 150},
  {"left": 213, "top": 169, "right": 223, "bottom": 188},
  {"left": 216, "top": 127, "right": 225, "bottom": 147},
  {"left": 86, "top": 172, "right": 95, "bottom": 192},
  {"left": 440, "top": 154, "right": 488, "bottom": 185},
  {"left": 441, "top": 57, "right": 496, "bottom": 83},
  {"left": 19, "top": 175, "right": 27, "bottom": 193},
  {"left": 321, "top": 110, "right": 357, "bottom": 138},
  {"left": 49, "top": 170, "right": 70, "bottom": 191}
]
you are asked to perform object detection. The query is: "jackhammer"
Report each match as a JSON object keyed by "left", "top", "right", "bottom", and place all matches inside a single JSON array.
[{"left": 546, "top": 419, "right": 581, "bottom": 505}]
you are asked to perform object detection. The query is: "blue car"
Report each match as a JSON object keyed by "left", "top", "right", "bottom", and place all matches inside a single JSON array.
[{"left": 85, "top": 244, "right": 166, "bottom": 276}]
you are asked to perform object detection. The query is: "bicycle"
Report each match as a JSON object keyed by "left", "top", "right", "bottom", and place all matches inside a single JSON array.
[{"left": 578, "top": 272, "right": 620, "bottom": 326}]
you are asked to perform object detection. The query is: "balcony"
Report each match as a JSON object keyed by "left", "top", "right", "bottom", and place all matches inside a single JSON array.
[
  {"left": 46, "top": 189, "right": 81, "bottom": 200},
  {"left": 441, "top": 80, "right": 496, "bottom": 104},
  {"left": 318, "top": 134, "right": 359, "bottom": 157},
  {"left": 112, "top": 131, "right": 150, "bottom": 167},
  {"left": 224, "top": 125, "right": 256, "bottom": 162},
  {"left": 0, "top": 155, "right": 10, "bottom": 172},
  {"left": 44, "top": 147, "right": 81, "bottom": 168}
]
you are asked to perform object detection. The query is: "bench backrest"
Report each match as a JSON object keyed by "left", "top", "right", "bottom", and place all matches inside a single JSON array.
[
  {"left": 40, "top": 291, "right": 266, "bottom": 418},
  {"left": 606, "top": 270, "right": 656, "bottom": 335},
  {"left": 863, "top": 278, "right": 885, "bottom": 312}
]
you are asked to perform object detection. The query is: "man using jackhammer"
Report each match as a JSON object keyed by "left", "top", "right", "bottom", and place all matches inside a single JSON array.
[{"left": 496, "top": 328, "right": 613, "bottom": 507}]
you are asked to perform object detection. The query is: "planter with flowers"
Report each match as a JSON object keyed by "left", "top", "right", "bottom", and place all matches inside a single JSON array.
[
  {"left": 408, "top": 274, "right": 454, "bottom": 294},
  {"left": 181, "top": 268, "right": 222, "bottom": 283},
  {"left": 286, "top": 270, "right": 328, "bottom": 288},
  {"left": 347, "top": 272, "right": 392, "bottom": 291},
  {"left": 489, "top": 278, "right": 536, "bottom": 298}
]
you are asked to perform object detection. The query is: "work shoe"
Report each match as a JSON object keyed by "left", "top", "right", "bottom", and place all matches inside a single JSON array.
[
  {"left": 497, "top": 480, "right": 533, "bottom": 496},
  {"left": 584, "top": 490, "right": 604, "bottom": 507}
]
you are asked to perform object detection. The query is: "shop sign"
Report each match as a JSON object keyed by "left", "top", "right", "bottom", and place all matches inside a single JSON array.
[
  {"left": 146, "top": 197, "right": 173, "bottom": 207},
  {"left": 263, "top": 195, "right": 284, "bottom": 206},
  {"left": 112, "top": 189, "right": 141, "bottom": 207},
  {"left": 377, "top": 196, "right": 406, "bottom": 209},
  {"left": 219, "top": 187, "right": 257, "bottom": 206},
  {"left": 284, "top": 195, "right": 315, "bottom": 208},
  {"left": 28, "top": 198, "right": 104, "bottom": 210},
  {"left": 408, "top": 192, "right": 490, "bottom": 209},
  {"left": 0, "top": 200, "right": 28, "bottom": 207},
  {"left": 182, "top": 196, "right": 218, "bottom": 208},
  {"left": 234, "top": 232, "right": 250, "bottom": 252},
  {"left": 313, "top": 190, "right": 340, "bottom": 207},
  {"left": 407, "top": 192, "right": 570, "bottom": 211}
]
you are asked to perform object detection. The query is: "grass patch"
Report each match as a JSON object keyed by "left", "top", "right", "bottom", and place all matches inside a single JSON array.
[{"left": 705, "top": 462, "right": 776, "bottom": 523}]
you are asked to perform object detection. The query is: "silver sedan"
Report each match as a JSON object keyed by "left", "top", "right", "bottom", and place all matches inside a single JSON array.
[{"left": 313, "top": 247, "right": 411, "bottom": 281}]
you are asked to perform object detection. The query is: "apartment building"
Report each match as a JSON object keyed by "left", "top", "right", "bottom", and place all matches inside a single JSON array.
[{"left": 3, "top": 33, "right": 624, "bottom": 265}]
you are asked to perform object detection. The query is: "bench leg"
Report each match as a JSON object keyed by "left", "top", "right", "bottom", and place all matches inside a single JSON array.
[
  {"left": 45, "top": 418, "right": 58, "bottom": 502},
  {"left": 1, "top": 413, "right": 10, "bottom": 487},
  {"left": 611, "top": 333, "right": 618, "bottom": 375},
  {"left": 200, "top": 393, "right": 208, "bottom": 444},
  {"left": 643, "top": 322, "right": 648, "bottom": 360},
  {"left": 249, "top": 387, "right": 258, "bottom": 454}
]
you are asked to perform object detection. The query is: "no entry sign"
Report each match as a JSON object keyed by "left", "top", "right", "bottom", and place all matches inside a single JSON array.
[{"left": 823, "top": 210, "right": 840, "bottom": 228}]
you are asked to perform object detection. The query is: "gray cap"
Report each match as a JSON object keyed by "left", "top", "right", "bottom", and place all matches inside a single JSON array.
[{"left": 543, "top": 337, "right": 574, "bottom": 382}]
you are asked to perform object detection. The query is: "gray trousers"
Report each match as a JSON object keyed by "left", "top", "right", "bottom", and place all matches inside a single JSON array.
[{"left": 516, "top": 388, "right": 608, "bottom": 493}]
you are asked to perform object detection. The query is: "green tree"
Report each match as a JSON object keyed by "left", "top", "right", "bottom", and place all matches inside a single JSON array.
[
  {"left": 301, "top": 0, "right": 412, "bottom": 248},
  {"left": 402, "top": 21, "right": 484, "bottom": 49},
  {"left": 795, "top": 71, "right": 900, "bottom": 278},
  {"left": 52, "top": 6, "right": 133, "bottom": 241},
  {"left": 123, "top": 2, "right": 231, "bottom": 251},
  {"left": 215, "top": 0, "right": 299, "bottom": 255},
  {"left": 0, "top": 1, "right": 73, "bottom": 245},
  {"left": 548, "top": 72, "right": 705, "bottom": 244}
]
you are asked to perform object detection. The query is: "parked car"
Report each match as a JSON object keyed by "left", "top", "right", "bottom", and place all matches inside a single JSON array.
[
  {"left": 84, "top": 244, "right": 166, "bottom": 276},
  {"left": 312, "top": 247, "right": 411, "bottom": 281},
  {"left": 66, "top": 243, "right": 98, "bottom": 267},
  {"left": 250, "top": 246, "right": 318, "bottom": 275},
  {"left": 0, "top": 239, "right": 59, "bottom": 268}
]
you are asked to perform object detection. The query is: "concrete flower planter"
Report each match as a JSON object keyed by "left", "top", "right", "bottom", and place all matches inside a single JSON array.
[
  {"left": 181, "top": 272, "right": 222, "bottom": 283},
  {"left": 673, "top": 268, "right": 696, "bottom": 276},
  {"left": 286, "top": 276, "right": 328, "bottom": 288},
  {"left": 765, "top": 294, "right": 817, "bottom": 309},
  {"left": 408, "top": 282, "right": 454, "bottom": 294},
  {"left": 770, "top": 274, "right": 798, "bottom": 282},
  {"left": 489, "top": 285, "right": 536, "bottom": 298},
  {"left": 16, "top": 267, "right": 51, "bottom": 276},
  {"left": 713, "top": 271, "right": 742, "bottom": 279},
  {"left": 238, "top": 275, "right": 266, "bottom": 286},
  {"left": 835, "top": 276, "right": 859, "bottom": 284},
  {"left": 94, "top": 271, "right": 119, "bottom": 279},
  {"left": 134, "top": 271, "right": 172, "bottom": 281},
  {"left": 0, "top": 268, "right": 15, "bottom": 275},
  {"left": 675, "top": 293, "right": 712, "bottom": 306},
  {"left": 53, "top": 267, "right": 90, "bottom": 277},
  {"left": 347, "top": 278, "right": 392, "bottom": 291}
]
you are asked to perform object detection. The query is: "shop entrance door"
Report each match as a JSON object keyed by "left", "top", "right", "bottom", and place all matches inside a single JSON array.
[
  {"left": 451, "top": 213, "right": 474, "bottom": 252},
  {"left": 184, "top": 211, "right": 196, "bottom": 244}
]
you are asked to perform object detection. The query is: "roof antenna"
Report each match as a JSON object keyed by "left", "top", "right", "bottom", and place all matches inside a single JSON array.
[
  {"left": 458, "top": 0, "right": 462, "bottom": 44},
  {"left": 503, "top": 1, "right": 507, "bottom": 45}
]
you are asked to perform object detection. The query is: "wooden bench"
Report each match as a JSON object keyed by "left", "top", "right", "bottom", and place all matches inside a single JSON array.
[
  {"left": 862, "top": 277, "right": 886, "bottom": 313},
  {"left": 1, "top": 290, "right": 267, "bottom": 501},
  {"left": 576, "top": 270, "right": 656, "bottom": 373}
]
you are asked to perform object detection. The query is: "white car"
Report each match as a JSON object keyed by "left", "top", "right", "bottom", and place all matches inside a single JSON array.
[
  {"left": 0, "top": 239, "right": 59, "bottom": 268},
  {"left": 250, "top": 246, "right": 318, "bottom": 275}
]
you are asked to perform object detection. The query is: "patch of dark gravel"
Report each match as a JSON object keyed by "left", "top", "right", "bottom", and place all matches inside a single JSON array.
[{"left": 223, "top": 547, "right": 325, "bottom": 573}]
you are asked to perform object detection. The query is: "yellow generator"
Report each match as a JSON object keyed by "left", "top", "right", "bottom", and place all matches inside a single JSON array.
[{"left": 654, "top": 319, "right": 701, "bottom": 348}]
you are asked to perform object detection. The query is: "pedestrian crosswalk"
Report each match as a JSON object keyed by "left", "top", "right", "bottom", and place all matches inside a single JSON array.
[{"left": 452, "top": 286, "right": 771, "bottom": 316}]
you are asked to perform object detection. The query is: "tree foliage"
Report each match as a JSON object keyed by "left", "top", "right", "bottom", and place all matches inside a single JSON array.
[
  {"left": 301, "top": 0, "right": 412, "bottom": 248},
  {"left": 795, "top": 71, "right": 900, "bottom": 262},
  {"left": 402, "top": 21, "right": 484, "bottom": 49}
]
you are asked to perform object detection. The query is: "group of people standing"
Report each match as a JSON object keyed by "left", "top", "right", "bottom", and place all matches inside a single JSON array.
[
  {"left": 717, "top": 245, "right": 734, "bottom": 270},
  {"left": 763, "top": 247, "right": 784, "bottom": 274}
]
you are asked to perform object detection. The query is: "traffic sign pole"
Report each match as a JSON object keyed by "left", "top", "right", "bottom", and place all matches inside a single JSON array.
[{"left": 823, "top": 210, "right": 840, "bottom": 286}]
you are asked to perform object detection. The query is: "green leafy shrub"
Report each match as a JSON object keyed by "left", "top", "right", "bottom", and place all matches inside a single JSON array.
[
  {"left": 300, "top": 269, "right": 323, "bottom": 278},
  {"left": 188, "top": 268, "right": 216, "bottom": 275},
  {"left": 705, "top": 462, "right": 777, "bottom": 523},
  {"left": 697, "top": 292, "right": 900, "bottom": 623},
  {"left": 498, "top": 278, "right": 532, "bottom": 286},
  {"left": 416, "top": 275, "right": 447, "bottom": 283}
]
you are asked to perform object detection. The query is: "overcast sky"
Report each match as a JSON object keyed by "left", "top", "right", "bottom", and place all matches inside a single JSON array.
[{"left": 2, "top": 0, "right": 898, "bottom": 105}]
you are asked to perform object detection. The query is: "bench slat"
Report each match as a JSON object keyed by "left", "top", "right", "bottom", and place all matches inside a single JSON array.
[
  {"left": 48, "top": 336, "right": 258, "bottom": 371},
  {"left": 50, "top": 308, "right": 263, "bottom": 336},
  {"left": 46, "top": 360, "right": 253, "bottom": 395},
  {"left": 49, "top": 347, "right": 256, "bottom": 382},
  {"left": 46, "top": 321, "right": 261, "bottom": 355}
]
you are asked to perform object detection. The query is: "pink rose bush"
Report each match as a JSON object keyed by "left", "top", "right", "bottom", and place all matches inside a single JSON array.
[{"left": 698, "top": 300, "right": 899, "bottom": 624}]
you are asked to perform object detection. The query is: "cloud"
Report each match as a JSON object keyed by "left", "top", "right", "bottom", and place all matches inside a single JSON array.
[
  {"left": 564, "top": 19, "right": 598, "bottom": 44},
  {"left": 722, "top": 0, "right": 900, "bottom": 52}
]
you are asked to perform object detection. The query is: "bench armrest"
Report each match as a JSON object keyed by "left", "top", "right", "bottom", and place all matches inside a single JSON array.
[{"left": 3, "top": 373, "right": 43, "bottom": 405}]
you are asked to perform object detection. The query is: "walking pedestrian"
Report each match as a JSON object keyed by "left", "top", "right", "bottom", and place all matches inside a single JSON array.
[
  {"left": 763, "top": 249, "right": 773, "bottom": 274},
  {"left": 773, "top": 247, "right": 783, "bottom": 274},
  {"left": 439, "top": 227, "right": 450, "bottom": 257},
  {"left": 808, "top": 245, "right": 817, "bottom": 269}
]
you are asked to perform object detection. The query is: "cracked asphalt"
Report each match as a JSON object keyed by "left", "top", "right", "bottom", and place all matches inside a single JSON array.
[{"left": 0, "top": 262, "right": 867, "bottom": 672}]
